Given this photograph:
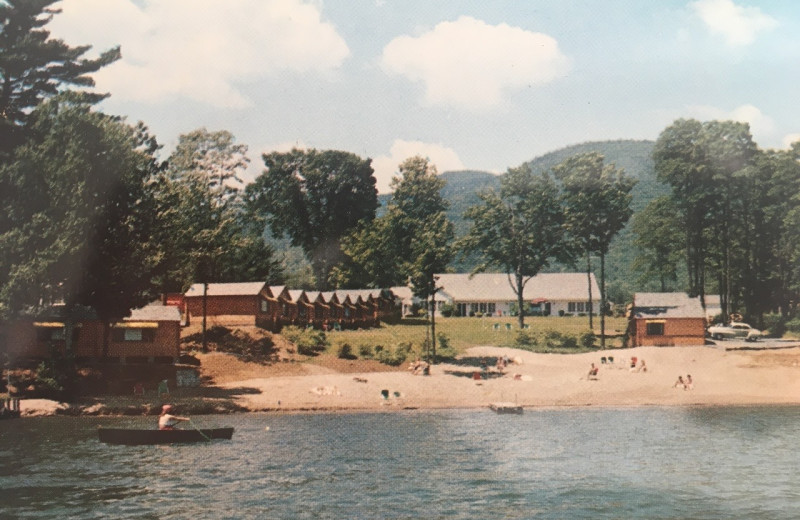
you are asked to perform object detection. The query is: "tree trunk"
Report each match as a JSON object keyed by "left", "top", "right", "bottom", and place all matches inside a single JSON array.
[
  {"left": 202, "top": 282, "right": 208, "bottom": 353},
  {"left": 600, "top": 253, "right": 606, "bottom": 349},
  {"left": 586, "top": 253, "right": 593, "bottom": 330},
  {"left": 430, "top": 292, "right": 437, "bottom": 363},
  {"left": 517, "top": 271, "right": 525, "bottom": 329},
  {"left": 101, "top": 321, "right": 111, "bottom": 358}
]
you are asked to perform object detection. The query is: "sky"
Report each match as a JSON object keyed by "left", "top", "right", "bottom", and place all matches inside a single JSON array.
[{"left": 48, "top": 0, "right": 800, "bottom": 193}]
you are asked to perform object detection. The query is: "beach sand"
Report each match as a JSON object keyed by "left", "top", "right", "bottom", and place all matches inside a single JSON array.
[
  {"left": 15, "top": 345, "right": 800, "bottom": 416},
  {"left": 212, "top": 345, "right": 800, "bottom": 412}
]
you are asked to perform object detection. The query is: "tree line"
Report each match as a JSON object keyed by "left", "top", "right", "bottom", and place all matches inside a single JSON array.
[
  {"left": 3, "top": 1, "right": 798, "bottom": 348},
  {"left": 635, "top": 119, "right": 800, "bottom": 327}
]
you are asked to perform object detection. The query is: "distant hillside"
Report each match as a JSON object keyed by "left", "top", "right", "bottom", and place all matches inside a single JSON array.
[
  {"left": 439, "top": 140, "right": 668, "bottom": 300},
  {"left": 276, "top": 140, "right": 672, "bottom": 300}
]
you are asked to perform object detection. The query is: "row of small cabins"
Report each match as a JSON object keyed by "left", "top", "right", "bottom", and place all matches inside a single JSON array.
[{"left": 0, "top": 272, "right": 719, "bottom": 365}]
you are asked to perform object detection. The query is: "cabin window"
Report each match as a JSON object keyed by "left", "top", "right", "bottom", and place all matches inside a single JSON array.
[
  {"left": 645, "top": 321, "right": 665, "bottom": 336},
  {"left": 487, "top": 303, "right": 496, "bottom": 314},
  {"left": 112, "top": 328, "right": 156, "bottom": 342},
  {"left": 260, "top": 299, "right": 269, "bottom": 313},
  {"left": 35, "top": 326, "right": 79, "bottom": 342}
]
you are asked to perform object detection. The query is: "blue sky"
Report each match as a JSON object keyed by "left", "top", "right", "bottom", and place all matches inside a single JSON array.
[{"left": 50, "top": 0, "right": 800, "bottom": 192}]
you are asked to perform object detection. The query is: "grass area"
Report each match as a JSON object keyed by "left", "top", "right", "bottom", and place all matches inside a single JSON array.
[{"left": 324, "top": 316, "right": 629, "bottom": 357}]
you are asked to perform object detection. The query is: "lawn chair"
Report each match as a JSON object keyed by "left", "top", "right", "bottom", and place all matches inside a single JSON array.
[
  {"left": 505, "top": 323, "right": 512, "bottom": 331},
  {"left": 493, "top": 323, "right": 500, "bottom": 331},
  {"left": 601, "top": 356, "right": 607, "bottom": 364}
]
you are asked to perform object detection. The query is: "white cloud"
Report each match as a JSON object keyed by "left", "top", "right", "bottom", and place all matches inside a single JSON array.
[
  {"left": 381, "top": 16, "right": 570, "bottom": 111},
  {"left": 690, "top": 0, "right": 777, "bottom": 46},
  {"left": 685, "top": 103, "right": 775, "bottom": 138},
  {"left": 372, "top": 140, "right": 466, "bottom": 194},
  {"left": 782, "top": 134, "right": 800, "bottom": 149},
  {"left": 51, "top": 0, "right": 350, "bottom": 108}
]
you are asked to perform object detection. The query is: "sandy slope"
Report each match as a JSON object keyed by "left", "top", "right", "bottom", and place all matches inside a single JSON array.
[{"left": 216, "top": 345, "right": 800, "bottom": 412}]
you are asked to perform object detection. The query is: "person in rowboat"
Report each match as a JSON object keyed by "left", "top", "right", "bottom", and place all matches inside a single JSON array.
[{"left": 159, "top": 404, "right": 189, "bottom": 430}]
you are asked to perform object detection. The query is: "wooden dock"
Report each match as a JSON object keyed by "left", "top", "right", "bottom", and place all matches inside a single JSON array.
[{"left": 489, "top": 402, "right": 523, "bottom": 414}]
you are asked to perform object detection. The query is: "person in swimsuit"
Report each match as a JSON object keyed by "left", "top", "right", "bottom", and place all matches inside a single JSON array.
[{"left": 158, "top": 404, "right": 189, "bottom": 430}]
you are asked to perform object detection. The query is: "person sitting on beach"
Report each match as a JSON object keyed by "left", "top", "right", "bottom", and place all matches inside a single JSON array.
[
  {"left": 685, "top": 374, "right": 693, "bottom": 390},
  {"left": 673, "top": 376, "right": 685, "bottom": 389},
  {"left": 496, "top": 356, "right": 506, "bottom": 371},
  {"left": 588, "top": 363, "right": 599, "bottom": 379},
  {"left": 158, "top": 404, "right": 189, "bottom": 430},
  {"left": 637, "top": 359, "right": 647, "bottom": 373},
  {"left": 630, "top": 356, "right": 638, "bottom": 371}
]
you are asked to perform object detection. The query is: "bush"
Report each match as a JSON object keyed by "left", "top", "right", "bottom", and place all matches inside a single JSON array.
[
  {"left": 543, "top": 330, "right": 578, "bottom": 349},
  {"left": 762, "top": 313, "right": 786, "bottom": 338},
  {"left": 358, "top": 344, "right": 374, "bottom": 359},
  {"left": 579, "top": 331, "right": 596, "bottom": 349},
  {"left": 435, "top": 333, "right": 457, "bottom": 361},
  {"left": 376, "top": 341, "right": 413, "bottom": 366},
  {"left": 283, "top": 326, "right": 328, "bottom": 356},
  {"left": 336, "top": 343, "right": 356, "bottom": 360},
  {"left": 33, "top": 346, "right": 78, "bottom": 400},
  {"left": 440, "top": 303, "right": 454, "bottom": 317},
  {"left": 514, "top": 330, "right": 537, "bottom": 349},
  {"left": 785, "top": 317, "right": 800, "bottom": 336}
]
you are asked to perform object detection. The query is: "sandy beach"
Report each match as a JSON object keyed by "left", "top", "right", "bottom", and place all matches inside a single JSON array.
[
  {"left": 214, "top": 344, "right": 800, "bottom": 412},
  {"left": 14, "top": 344, "right": 800, "bottom": 417}
]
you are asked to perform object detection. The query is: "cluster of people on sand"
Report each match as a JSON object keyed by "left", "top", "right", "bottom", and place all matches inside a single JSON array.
[
  {"left": 409, "top": 358, "right": 430, "bottom": 376},
  {"left": 629, "top": 357, "right": 647, "bottom": 372},
  {"left": 495, "top": 355, "right": 509, "bottom": 371},
  {"left": 673, "top": 374, "right": 694, "bottom": 390}
]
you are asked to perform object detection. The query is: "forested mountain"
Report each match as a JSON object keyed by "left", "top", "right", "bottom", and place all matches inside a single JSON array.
[
  {"left": 290, "top": 140, "right": 668, "bottom": 300},
  {"left": 439, "top": 140, "right": 667, "bottom": 301}
]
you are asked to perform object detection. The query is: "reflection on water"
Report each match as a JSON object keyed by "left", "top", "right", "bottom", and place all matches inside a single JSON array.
[{"left": 1, "top": 407, "right": 799, "bottom": 519}]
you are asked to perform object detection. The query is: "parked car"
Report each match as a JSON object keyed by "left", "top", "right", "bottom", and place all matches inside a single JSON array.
[{"left": 707, "top": 322, "right": 762, "bottom": 341}]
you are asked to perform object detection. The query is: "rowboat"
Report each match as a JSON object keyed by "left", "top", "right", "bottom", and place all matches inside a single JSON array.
[
  {"left": 489, "top": 402, "right": 523, "bottom": 414},
  {"left": 98, "top": 427, "right": 234, "bottom": 445}
]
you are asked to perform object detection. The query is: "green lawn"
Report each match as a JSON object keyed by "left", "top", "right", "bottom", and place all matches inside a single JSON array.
[{"left": 326, "top": 316, "right": 629, "bottom": 356}]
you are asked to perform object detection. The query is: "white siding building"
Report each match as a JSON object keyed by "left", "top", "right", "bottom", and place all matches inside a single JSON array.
[{"left": 433, "top": 272, "right": 601, "bottom": 317}]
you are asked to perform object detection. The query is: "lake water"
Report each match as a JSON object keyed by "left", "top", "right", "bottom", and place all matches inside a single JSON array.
[{"left": 1, "top": 406, "right": 799, "bottom": 519}]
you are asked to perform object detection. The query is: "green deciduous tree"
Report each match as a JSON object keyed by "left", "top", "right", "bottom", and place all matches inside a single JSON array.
[
  {"left": 632, "top": 196, "right": 682, "bottom": 292},
  {"left": 245, "top": 149, "right": 377, "bottom": 290},
  {"left": 553, "top": 152, "right": 635, "bottom": 346},
  {"left": 462, "top": 164, "right": 564, "bottom": 329},
  {"left": 0, "top": 96, "right": 162, "bottom": 354},
  {"left": 154, "top": 128, "right": 281, "bottom": 293}
]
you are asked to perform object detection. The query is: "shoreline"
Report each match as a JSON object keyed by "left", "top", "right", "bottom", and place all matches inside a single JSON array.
[{"left": 13, "top": 344, "right": 800, "bottom": 418}]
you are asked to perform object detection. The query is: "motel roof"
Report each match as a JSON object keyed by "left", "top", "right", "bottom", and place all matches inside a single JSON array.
[
  {"left": 631, "top": 293, "right": 706, "bottom": 319},
  {"left": 185, "top": 282, "right": 266, "bottom": 297},
  {"left": 434, "top": 273, "right": 601, "bottom": 303}
]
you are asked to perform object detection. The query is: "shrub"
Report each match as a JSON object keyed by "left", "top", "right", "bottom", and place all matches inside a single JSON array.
[
  {"left": 435, "top": 333, "right": 457, "bottom": 361},
  {"left": 543, "top": 330, "right": 578, "bottom": 349},
  {"left": 376, "top": 341, "right": 413, "bottom": 366},
  {"left": 558, "top": 310, "right": 565, "bottom": 317},
  {"left": 358, "top": 344, "right": 374, "bottom": 359},
  {"left": 514, "top": 330, "right": 537, "bottom": 349},
  {"left": 33, "top": 346, "right": 78, "bottom": 400},
  {"left": 440, "top": 303, "right": 454, "bottom": 317},
  {"left": 579, "top": 331, "right": 596, "bottom": 349},
  {"left": 336, "top": 343, "right": 356, "bottom": 360},
  {"left": 283, "top": 326, "right": 328, "bottom": 356},
  {"left": 762, "top": 313, "right": 786, "bottom": 338},
  {"left": 785, "top": 318, "right": 800, "bottom": 336}
]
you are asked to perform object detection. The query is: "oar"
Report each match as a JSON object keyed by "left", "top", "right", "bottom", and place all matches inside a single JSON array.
[{"left": 188, "top": 419, "right": 212, "bottom": 442}]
